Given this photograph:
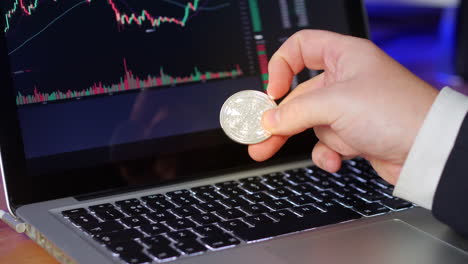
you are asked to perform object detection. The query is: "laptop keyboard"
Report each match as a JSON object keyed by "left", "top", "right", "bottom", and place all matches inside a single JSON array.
[{"left": 61, "top": 158, "right": 413, "bottom": 263}]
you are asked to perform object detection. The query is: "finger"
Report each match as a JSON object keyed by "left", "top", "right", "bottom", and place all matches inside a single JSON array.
[
  {"left": 267, "top": 30, "right": 347, "bottom": 99},
  {"left": 311, "top": 141, "right": 342, "bottom": 172},
  {"left": 263, "top": 86, "right": 342, "bottom": 136},
  {"left": 248, "top": 135, "right": 289, "bottom": 162},
  {"left": 313, "top": 126, "right": 359, "bottom": 157},
  {"left": 248, "top": 74, "right": 325, "bottom": 162},
  {"left": 279, "top": 73, "right": 326, "bottom": 105},
  {"left": 365, "top": 157, "right": 402, "bottom": 186}
]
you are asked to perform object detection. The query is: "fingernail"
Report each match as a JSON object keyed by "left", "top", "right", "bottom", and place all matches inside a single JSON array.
[{"left": 262, "top": 109, "right": 279, "bottom": 133}]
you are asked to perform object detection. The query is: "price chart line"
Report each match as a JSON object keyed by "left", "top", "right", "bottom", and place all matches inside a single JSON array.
[
  {"left": 161, "top": 0, "right": 230, "bottom": 11},
  {"left": 8, "top": 0, "right": 89, "bottom": 55},
  {"left": 5, "top": 0, "right": 203, "bottom": 33},
  {"left": 16, "top": 58, "right": 244, "bottom": 105},
  {"left": 5, "top": 0, "right": 231, "bottom": 55}
]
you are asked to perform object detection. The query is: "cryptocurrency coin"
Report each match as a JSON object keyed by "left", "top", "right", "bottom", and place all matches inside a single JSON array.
[{"left": 220, "top": 90, "right": 277, "bottom": 144}]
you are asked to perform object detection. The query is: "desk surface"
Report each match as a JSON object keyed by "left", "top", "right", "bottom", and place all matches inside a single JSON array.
[{"left": 0, "top": 179, "right": 59, "bottom": 264}]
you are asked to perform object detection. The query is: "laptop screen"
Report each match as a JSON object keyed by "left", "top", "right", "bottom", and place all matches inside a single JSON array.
[{"left": 0, "top": 0, "right": 367, "bottom": 205}]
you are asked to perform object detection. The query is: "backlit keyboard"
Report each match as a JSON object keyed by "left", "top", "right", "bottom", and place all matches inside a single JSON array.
[{"left": 61, "top": 158, "right": 413, "bottom": 263}]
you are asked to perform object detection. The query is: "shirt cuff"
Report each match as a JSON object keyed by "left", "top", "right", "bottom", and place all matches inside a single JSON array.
[{"left": 393, "top": 87, "right": 468, "bottom": 209}]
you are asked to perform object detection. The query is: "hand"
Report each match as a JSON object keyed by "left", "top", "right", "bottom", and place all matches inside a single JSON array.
[{"left": 248, "top": 30, "right": 439, "bottom": 185}]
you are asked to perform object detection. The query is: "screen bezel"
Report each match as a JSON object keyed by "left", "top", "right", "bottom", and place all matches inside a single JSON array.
[{"left": 0, "top": 0, "right": 369, "bottom": 214}]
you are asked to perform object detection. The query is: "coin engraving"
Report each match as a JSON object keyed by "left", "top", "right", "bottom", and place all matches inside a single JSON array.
[{"left": 220, "top": 90, "right": 277, "bottom": 144}]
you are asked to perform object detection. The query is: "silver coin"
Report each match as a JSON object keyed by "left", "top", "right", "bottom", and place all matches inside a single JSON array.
[{"left": 220, "top": 90, "right": 277, "bottom": 145}]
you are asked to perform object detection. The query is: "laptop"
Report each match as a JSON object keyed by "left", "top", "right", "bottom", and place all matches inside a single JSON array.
[{"left": 1, "top": 0, "right": 467, "bottom": 263}]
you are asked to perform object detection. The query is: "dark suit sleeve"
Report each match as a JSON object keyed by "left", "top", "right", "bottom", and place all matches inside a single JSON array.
[{"left": 432, "top": 112, "right": 468, "bottom": 236}]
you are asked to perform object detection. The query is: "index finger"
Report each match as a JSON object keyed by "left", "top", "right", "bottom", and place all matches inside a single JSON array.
[{"left": 267, "top": 30, "right": 346, "bottom": 100}]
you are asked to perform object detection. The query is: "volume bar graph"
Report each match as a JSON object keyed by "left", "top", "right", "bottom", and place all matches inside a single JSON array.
[
  {"left": 16, "top": 59, "right": 243, "bottom": 105},
  {"left": 256, "top": 43, "right": 269, "bottom": 89},
  {"left": 248, "top": 0, "right": 262, "bottom": 32}
]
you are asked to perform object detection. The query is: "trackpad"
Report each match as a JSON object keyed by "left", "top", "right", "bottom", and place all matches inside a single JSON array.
[{"left": 265, "top": 220, "right": 468, "bottom": 264}]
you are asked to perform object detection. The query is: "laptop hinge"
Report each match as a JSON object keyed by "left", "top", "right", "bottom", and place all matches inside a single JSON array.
[{"left": 0, "top": 209, "right": 26, "bottom": 233}]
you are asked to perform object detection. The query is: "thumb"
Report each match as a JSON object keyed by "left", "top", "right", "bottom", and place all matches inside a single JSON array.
[{"left": 262, "top": 88, "right": 341, "bottom": 136}]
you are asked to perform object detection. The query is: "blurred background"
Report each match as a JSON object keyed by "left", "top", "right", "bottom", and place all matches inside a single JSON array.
[{"left": 365, "top": 0, "right": 468, "bottom": 93}]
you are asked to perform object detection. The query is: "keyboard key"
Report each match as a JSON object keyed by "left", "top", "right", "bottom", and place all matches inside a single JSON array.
[
  {"left": 166, "top": 189, "right": 191, "bottom": 198},
  {"left": 120, "top": 204, "right": 150, "bottom": 216},
  {"left": 268, "top": 209, "right": 300, "bottom": 221},
  {"left": 62, "top": 208, "right": 87, "bottom": 217},
  {"left": 171, "top": 195, "right": 201, "bottom": 206},
  {"left": 140, "top": 194, "right": 165, "bottom": 202},
  {"left": 292, "top": 205, "right": 321, "bottom": 216},
  {"left": 219, "top": 219, "right": 250, "bottom": 231},
  {"left": 261, "top": 172, "right": 286, "bottom": 180},
  {"left": 218, "top": 187, "right": 247, "bottom": 197},
  {"left": 357, "top": 191, "right": 386, "bottom": 202},
  {"left": 239, "top": 176, "right": 262, "bottom": 183},
  {"left": 266, "top": 188, "right": 295, "bottom": 198},
  {"left": 314, "top": 200, "right": 345, "bottom": 212},
  {"left": 88, "top": 203, "right": 114, "bottom": 212},
  {"left": 240, "top": 182, "right": 270, "bottom": 193},
  {"left": 146, "top": 211, "right": 176, "bottom": 222},
  {"left": 263, "top": 199, "right": 294, "bottom": 210},
  {"left": 196, "top": 201, "right": 226, "bottom": 212},
  {"left": 107, "top": 240, "right": 142, "bottom": 254},
  {"left": 191, "top": 213, "right": 221, "bottom": 225},
  {"left": 313, "top": 190, "right": 340, "bottom": 202},
  {"left": 140, "top": 223, "right": 170, "bottom": 236},
  {"left": 217, "top": 198, "right": 250, "bottom": 208},
  {"left": 174, "top": 239, "right": 206, "bottom": 255},
  {"left": 263, "top": 179, "right": 292, "bottom": 189},
  {"left": 381, "top": 197, "right": 412, "bottom": 210},
  {"left": 379, "top": 186, "right": 395, "bottom": 196},
  {"left": 371, "top": 178, "right": 393, "bottom": 188},
  {"left": 289, "top": 184, "right": 318, "bottom": 195},
  {"left": 216, "top": 208, "right": 246, "bottom": 220},
  {"left": 193, "top": 225, "right": 224, "bottom": 237},
  {"left": 242, "top": 192, "right": 273, "bottom": 203},
  {"left": 165, "top": 218, "right": 197, "bottom": 230},
  {"left": 333, "top": 196, "right": 365, "bottom": 207},
  {"left": 119, "top": 252, "right": 151, "bottom": 264},
  {"left": 191, "top": 185, "right": 216, "bottom": 193},
  {"left": 287, "top": 195, "right": 316, "bottom": 206},
  {"left": 284, "top": 168, "right": 307, "bottom": 176},
  {"left": 121, "top": 216, "right": 151, "bottom": 227},
  {"left": 243, "top": 214, "right": 275, "bottom": 226},
  {"left": 285, "top": 170, "right": 313, "bottom": 184},
  {"left": 69, "top": 213, "right": 99, "bottom": 226},
  {"left": 332, "top": 186, "right": 359, "bottom": 197},
  {"left": 233, "top": 207, "right": 361, "bottom": 242},
  {"left": 313, "top": 179, "right": 343, "bottom": 190},
  {"left": 147, "top": 245, "right": 180, "bottom": 261},
  {"left": 140, "top": 235, "right": 171, "bottom": 246},
  {"left": 201, "top": 234, "right": 240, "bottom": 249},
  {"left": 145, "top": 199, "right": 176, "bottom": 211},
  {"left": 195, "top": 191, "right": 225, "bottom": 202},
  {"left": 94, "top": 228, "right": 144, "bottom": 244},
  {"left": 81, "top": 221, "right": 124, "bottom": 235},
  {"left": 240, "top": 204, "right": 269, "bottom": 215},
  {"left": 353, "top": 202, "right": 390, "bottom": 216},
  {"left": 214, "top": 181, "right": 239, "bottom": 188},
  {"left": 350, "top": 183, "right": 373, "bottom": 193},
  {"left": 171, "top": 206, "right": 202, "bottom": 218},
  {"left": 167, "top": 229, "right": 198, "bottom": 241},
  {"left": 115, "top": 198, "right": 140, "bottom": 207}
]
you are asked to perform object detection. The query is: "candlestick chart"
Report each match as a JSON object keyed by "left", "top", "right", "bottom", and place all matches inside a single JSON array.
[{"left": 2, "top": 0, "right": 254, "bottom": 105}]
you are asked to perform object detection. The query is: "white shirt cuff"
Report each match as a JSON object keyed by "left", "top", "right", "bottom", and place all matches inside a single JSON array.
[{"left": 393, "top": 87, "right": 468, "bottom": 209}]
